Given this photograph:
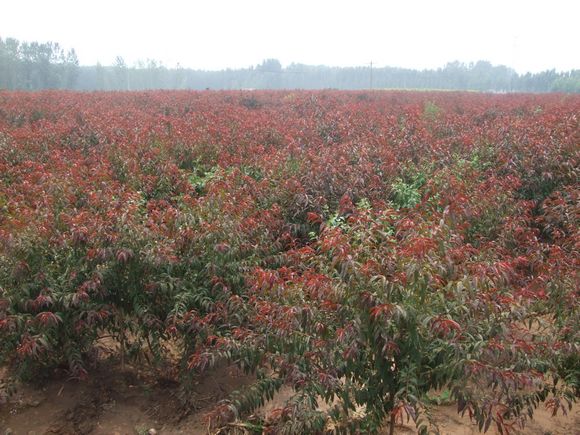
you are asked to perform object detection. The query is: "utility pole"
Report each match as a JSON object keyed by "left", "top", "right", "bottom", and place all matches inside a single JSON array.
[{"left": 370, "top": 61, "right": 373, "bottom": 90}]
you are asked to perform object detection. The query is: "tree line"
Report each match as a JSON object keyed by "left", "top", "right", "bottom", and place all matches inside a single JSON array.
[
  {"left": 0, "top": 37, "right": 79, "bottom": 90},
  {"left": 1, "top": 37, "right": 579, "bottom": 92}
]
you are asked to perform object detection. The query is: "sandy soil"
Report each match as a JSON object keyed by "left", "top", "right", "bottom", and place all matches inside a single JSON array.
[{"left": 1, "top": 363, "right": 578, "bottom": 435}]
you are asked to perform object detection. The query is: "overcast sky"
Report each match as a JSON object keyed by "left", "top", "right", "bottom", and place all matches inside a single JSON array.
[{"left": 2, "top": 0, "right": 578, "bottom": 73}]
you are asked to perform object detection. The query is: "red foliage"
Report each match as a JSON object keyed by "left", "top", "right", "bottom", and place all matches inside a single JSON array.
[{"left": 0, "top": 90, "right": 578, "bottom": 432}]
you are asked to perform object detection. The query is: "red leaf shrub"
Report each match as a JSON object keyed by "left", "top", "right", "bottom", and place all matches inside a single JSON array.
[{"left": 0, "top": 90, "right": 578, "bottom": 432}]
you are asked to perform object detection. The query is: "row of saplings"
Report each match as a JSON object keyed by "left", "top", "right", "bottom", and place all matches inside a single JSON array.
[{"left": 1, "top": 172, "right": 579, "bottom": 434}]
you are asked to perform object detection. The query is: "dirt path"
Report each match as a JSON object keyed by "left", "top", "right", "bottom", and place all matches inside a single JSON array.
[
  {"left": 1, "top": 364, "right": 578, "bottom": 434},
  {"left": 0, "top": 362, "right": 251, "bottom": 435}
]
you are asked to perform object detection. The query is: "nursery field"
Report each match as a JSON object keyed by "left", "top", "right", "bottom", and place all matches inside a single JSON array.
[{"left": 0, "top": 90, "right": 578, "bottom": 434}]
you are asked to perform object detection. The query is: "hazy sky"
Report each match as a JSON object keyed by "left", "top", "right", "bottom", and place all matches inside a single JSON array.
[{"left": 2, "top": 0, "right": 578, "bottom": 73}]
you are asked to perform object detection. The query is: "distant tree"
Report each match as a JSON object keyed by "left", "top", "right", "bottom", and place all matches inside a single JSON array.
[
  {"left": 61, "top": 48, "right": 79, "bottom": 88},
  {"left": 0, "top": 38, "right": 20, "bottom": 89},
  {"left": 172, "top": 62, "right": 186, "bottom": 89},
  {"left": 255, "top": 59, "right": 283, "bottom": 88},
  {"left": 114, "top": 56, "right": 129, "bottom": 90},
  {"left": 146, "top": 59, "right": 161, "bottom": 89},
  {"left": 551, "top": 70, "right": 580, "bottom": 92},
  {"left": 95, "top": 62, "right": 105, "bottom": 90},
  {"left": 0, "top": 37, "right": 79, "bottom": 89},
  {"left": 257, "top": 58, "right": 282, "bottom": 72}
]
